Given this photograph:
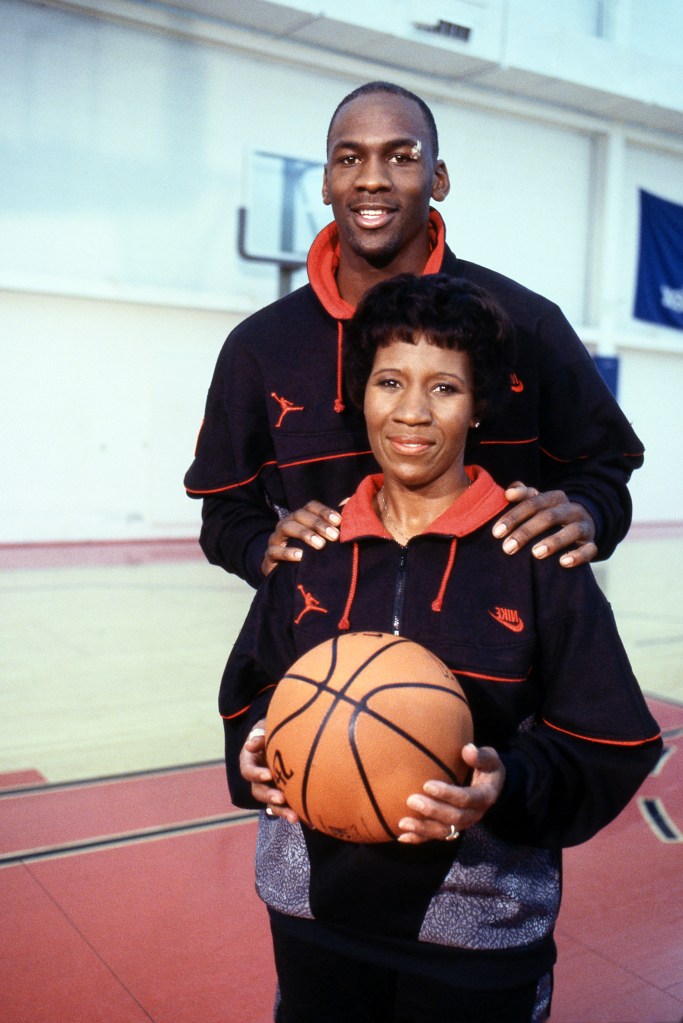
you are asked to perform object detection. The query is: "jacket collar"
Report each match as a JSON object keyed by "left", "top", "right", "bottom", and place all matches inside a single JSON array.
[
  {"left": 340, "top": 465, "right": 508, "bottom": 543},
  {"left": 307, "top": 209, "right": 447, "bottom": 320}
]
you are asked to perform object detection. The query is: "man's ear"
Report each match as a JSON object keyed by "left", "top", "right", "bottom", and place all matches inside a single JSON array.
[
  {"left": 431, "top": 159, "right": 451, "bottom": 203},
  {"left": 322, "top": 165, "right": 332, "bottom": 206}
]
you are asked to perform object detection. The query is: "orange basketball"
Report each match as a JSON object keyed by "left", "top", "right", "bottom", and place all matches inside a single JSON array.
[{"left": 264, "top": 631, "right": 473, "bottom": 843}]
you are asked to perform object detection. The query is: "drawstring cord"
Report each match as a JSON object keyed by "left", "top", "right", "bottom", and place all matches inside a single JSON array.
[
  {"left": 338, "top": 542, "right": 359, "bottom": 630},
  {"left": 309, "top": 213, "right": 446, "bottom": 414},
  {"left": 431, "top": 537, "right": 457, "bottom": 612},
  {"left": 338, "top": 535, "right": 456, "bottom": 630},
  {"left": 334, "top": 321, "right": 345, "bottom": 413}
]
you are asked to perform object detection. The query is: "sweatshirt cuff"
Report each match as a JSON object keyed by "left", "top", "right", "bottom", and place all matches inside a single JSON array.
[
  {"left": 483, "top": 753, "right": 533, "bottom": 842},
  {"left": 225, "top": 690, "right": 276, "bottom": 809},
  {"left": 244, "top": 531, "right": 271, "bottom": 589}
]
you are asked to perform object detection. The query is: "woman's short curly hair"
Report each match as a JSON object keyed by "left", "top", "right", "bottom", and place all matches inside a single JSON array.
[{"left": 344, "top": 274, "right": 516, "bottom": 421}]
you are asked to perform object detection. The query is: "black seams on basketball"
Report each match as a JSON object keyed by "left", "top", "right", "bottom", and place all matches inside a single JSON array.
[{"left": 264, "top": 632, "right": 473, "bottom": 842}]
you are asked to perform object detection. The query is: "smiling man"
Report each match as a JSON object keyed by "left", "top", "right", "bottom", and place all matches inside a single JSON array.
[
  {"left": 322, "top": 89, "right": 449, "bottom": 299},
  {"left": 184, "top": 81, "right": 644, "bottom": 587}
]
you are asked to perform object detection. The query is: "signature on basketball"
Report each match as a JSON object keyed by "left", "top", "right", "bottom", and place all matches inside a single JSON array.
[{"left": 271, "top": 749, "right": 294, "bottom": 786}]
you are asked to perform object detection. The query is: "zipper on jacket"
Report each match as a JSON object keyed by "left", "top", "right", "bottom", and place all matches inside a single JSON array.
[{"left": 392, "top": 547, "right": 408, "bottom": 635}]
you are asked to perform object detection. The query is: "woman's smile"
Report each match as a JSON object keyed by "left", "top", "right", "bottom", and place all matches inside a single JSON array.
[{"left": 386, "top": 433, "right": 433, "bottom": 456}]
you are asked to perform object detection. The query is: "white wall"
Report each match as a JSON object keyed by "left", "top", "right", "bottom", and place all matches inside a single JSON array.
[
  {"left": 0, "top": 290, "right": 238, "bottom": 543},
  {"left": 619, "top": 346, "right": 683, "bottom": 524},
  {"left": 435, "top": 104, "right": 592, "bottom": 322},
  {"left": 1, "top": 0, "right": 682, "bottom": 544},
  {"left": 0, "top": 1, "right": 337, "bottom": 309}
]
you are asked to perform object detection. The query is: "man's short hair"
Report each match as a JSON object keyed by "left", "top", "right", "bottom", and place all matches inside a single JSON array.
[
  {"left": 327, "top": 81, "right": 439, "bottom": 160},
  {"left": 344, "top": 274, "right": 516, "bottom": 421}
]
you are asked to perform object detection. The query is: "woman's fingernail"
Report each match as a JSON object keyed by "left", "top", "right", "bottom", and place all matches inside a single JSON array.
[
  {"left": 310, "top": 535, "right": 325, "bottom": 548},
  {"left": 502, "top": 538, "right": 518, "bottom": 554},
  {"left": 492, "top": 523, "right": 507, "bottom": 538},
  {"left": 326, "top": 526, "right": 339, "bottom": 540},
  {"left": 532, "top": 544, "right": 548, "bottom": 559}
]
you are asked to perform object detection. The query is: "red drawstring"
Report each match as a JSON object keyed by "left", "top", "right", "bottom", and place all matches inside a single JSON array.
[
  {"left": 431, "top": 538, "right": 457, "bottom": 612},
  {"left": 334, "top": 321, "right": 345, "bottom": 413},
  {"left": 338, "top": 542, "right": 359, "bottom": 630}
]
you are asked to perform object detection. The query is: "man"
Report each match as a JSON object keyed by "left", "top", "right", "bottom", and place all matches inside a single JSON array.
[{"left": 184, "top": 81, "right": 644, "bottom": 588}]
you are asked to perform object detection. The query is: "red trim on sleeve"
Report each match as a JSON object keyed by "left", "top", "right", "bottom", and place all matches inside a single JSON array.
[
  {"left": 219, "top": 684, "right": 277, "bottom": 720},
  {"left": 542, "top": 718, "right": 662, "bottom": 746},
  {"left": 186, "top": 449, "right": 374, "bottom": 495},
  {"left": 454, "top": 669, "right": 529, "bottom": 684},
  {"left": 278, "top": 449, "right": 374, "bottom": 471}
]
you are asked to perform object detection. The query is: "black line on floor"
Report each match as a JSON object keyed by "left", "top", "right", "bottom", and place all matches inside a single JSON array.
[
  {"left": 25, "top": 863, "right": 158, "bottom": 1022},
  {"left": 0, "top": 759, "right": 225, "bottom": 798},
  {"left": 0, "top": 810, "right": 259, "bottom": 866},
  {"left": 638, "top": 797, "right": 683, "bottom": 843}
]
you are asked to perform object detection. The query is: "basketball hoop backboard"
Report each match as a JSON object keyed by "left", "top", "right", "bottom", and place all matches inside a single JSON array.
[{"left": 238, "top": 150, "right": 328, "bottom": 295}]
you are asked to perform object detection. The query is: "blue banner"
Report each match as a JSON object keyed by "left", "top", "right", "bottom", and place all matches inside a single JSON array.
[
  {"left": 593, "top": 355, "right": 619, "bottom": 398},
  {"left": 634, "top": 190, "right": 683, "bottom": 331}
]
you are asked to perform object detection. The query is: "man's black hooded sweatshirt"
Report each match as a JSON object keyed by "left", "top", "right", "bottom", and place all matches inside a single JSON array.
[{"left": 184, "top": 211, "right": 644, "bottom": 587}]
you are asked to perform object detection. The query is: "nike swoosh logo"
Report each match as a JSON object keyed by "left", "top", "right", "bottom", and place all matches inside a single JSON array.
[{"left": 488, "top": 610, "right": 524, "bottom": 632}]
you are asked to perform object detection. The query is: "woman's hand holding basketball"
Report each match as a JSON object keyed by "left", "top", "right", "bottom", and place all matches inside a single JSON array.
[
  {"left": 239, "top": 720, "right": 300, "bottom": 824},
  {"left": 397, "top": 744, "right": 505, "bottom": 845}
]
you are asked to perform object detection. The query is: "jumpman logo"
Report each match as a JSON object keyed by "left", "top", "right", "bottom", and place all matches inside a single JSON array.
[
  {"left": 294, "top": 585, "right": 329, "bottom": 624},
  {"left": 271, "top": 391, "right": 304, "bottom": 428}
]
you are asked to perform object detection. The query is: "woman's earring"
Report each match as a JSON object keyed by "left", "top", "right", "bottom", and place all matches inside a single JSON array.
[{"left": 472, "top": 420, "right": 481, "bottom": 429}]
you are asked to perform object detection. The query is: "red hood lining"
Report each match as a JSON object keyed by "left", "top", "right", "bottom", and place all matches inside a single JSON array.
[
  {"left": 307, "top": 208, "right": 447, "bottom": 321},
  {"left": 306, "top": 208, "right": 447, "bottom": 415}
]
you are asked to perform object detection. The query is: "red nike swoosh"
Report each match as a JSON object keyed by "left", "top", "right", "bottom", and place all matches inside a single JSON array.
[{"left": 488, "top": 610, "right": 524, "bottom": 632}]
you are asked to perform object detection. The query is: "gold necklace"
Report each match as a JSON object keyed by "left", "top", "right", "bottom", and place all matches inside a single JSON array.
[
  {"left": 378, "top": 488, "right": 411, "bottom": 546},
  {"left": 379, "top": 477, "right": 473, "bottom": 546}
]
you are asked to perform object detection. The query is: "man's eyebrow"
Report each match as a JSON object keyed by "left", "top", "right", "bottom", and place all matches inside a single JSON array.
[{"left": 331, "top": 136, "right": 421, "bottom": 151}]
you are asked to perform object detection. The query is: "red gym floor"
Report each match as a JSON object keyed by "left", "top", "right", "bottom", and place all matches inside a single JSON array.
[{"left": 1, "top": 696, "right": 681, "bottom": 1023}]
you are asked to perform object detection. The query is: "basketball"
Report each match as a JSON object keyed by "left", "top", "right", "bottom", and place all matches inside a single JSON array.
[{"left": 264, "top": 631, "right": 473, "bottom": 843}]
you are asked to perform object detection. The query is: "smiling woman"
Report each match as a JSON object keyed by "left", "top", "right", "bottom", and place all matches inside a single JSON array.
[
  {"left": 366, "top": 340, "right": 475, "bottom": 498},
  {"left": 347, "top": 274, "right": 513, "bottom": 541},
  {"left": 218, "top": 272, "right": 661, "bottom": 1023}
]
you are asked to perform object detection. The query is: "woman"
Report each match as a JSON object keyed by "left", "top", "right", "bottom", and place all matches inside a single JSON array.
[{"left": 220, "top": 275, "right": 661, "bottom": 1023}]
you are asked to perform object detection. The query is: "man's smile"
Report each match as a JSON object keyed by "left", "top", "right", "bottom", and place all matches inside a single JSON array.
[{"left": 350, "top": 204, "right": 397, "bottom": 229}]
